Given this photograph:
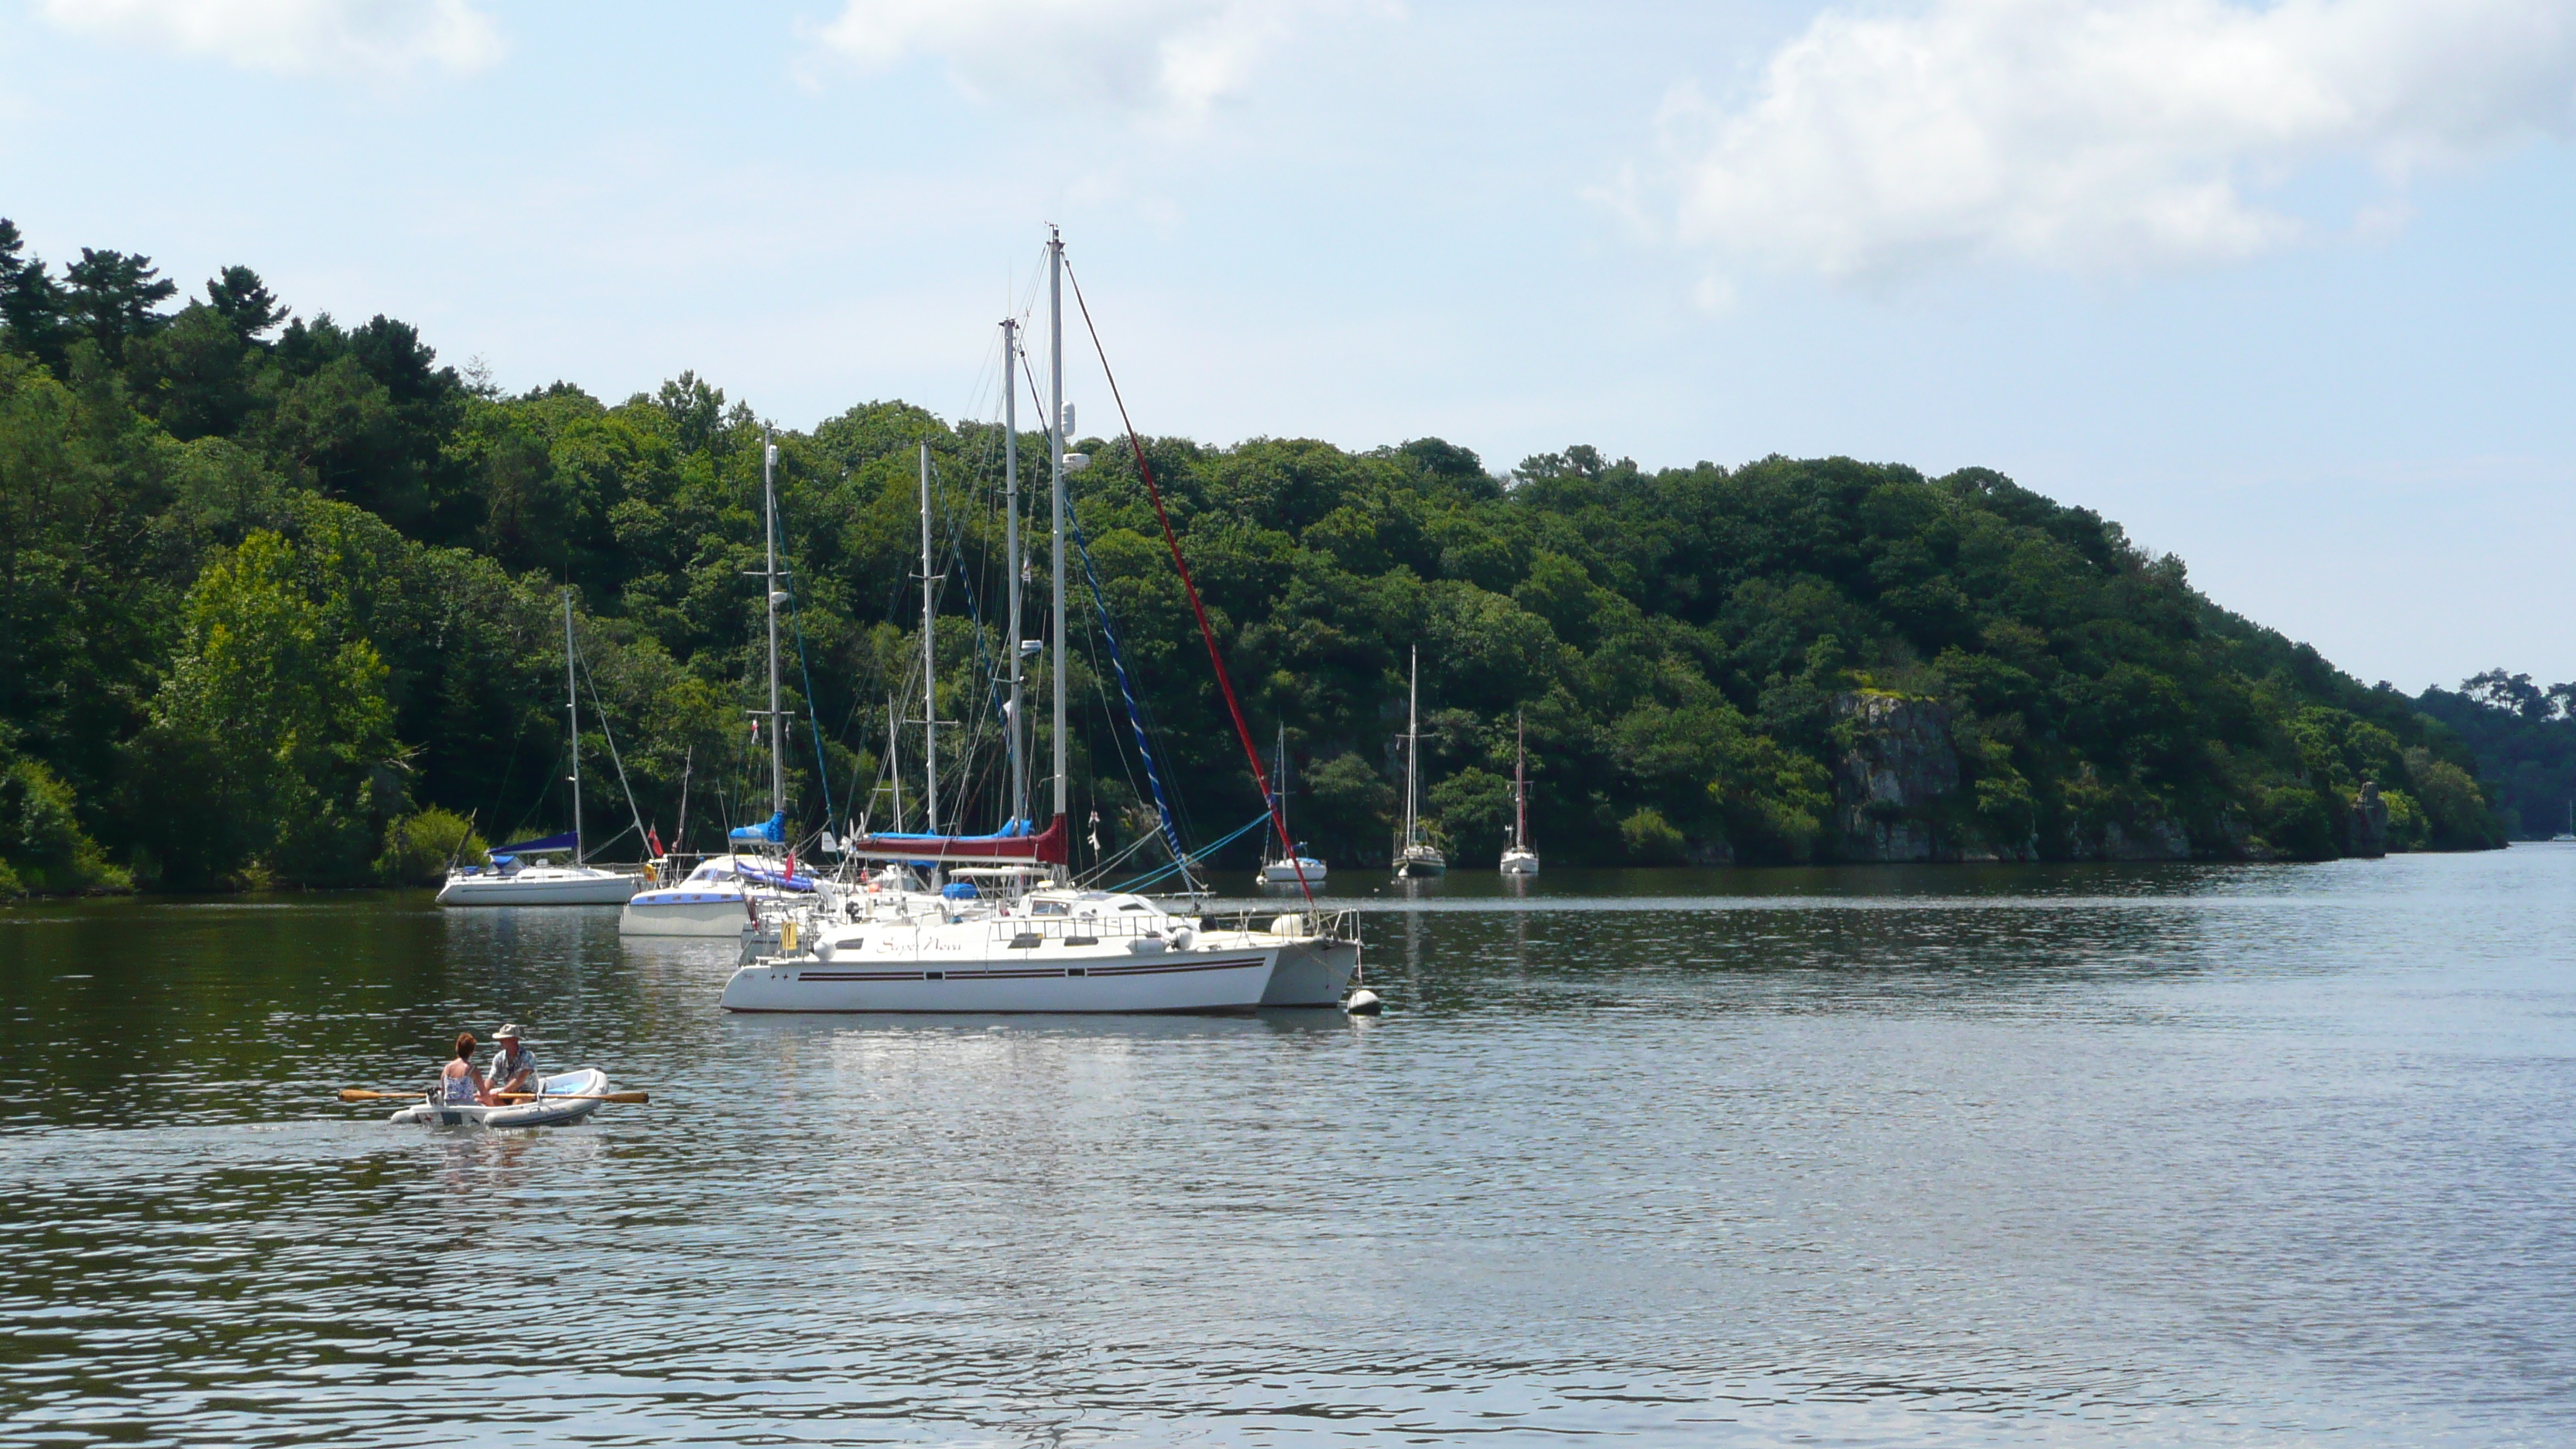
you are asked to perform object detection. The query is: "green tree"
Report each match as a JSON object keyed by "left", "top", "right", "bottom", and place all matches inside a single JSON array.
[{"left": 123, "top": 529, "right": 404, "bottom": 886}]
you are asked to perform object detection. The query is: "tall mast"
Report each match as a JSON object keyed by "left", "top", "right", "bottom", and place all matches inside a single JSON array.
[
  {"left": 762, "top": 430, "right": 783, "bottom": 832},
  {"left": 564, "top": 587, "right": 581, "bottom": 864},
  {"left": 1515, "top": 710, "right": 1527, "bottom": 850},
  {"left": 1049, "top": 228, "right": 1068, "bottom": 839},
  {"left": 1002, "top": 316, "right": 1026, "bottom": 830},
  {"left": 1405, "top": 646, "right": 1420, "bottom": 849},
  {"left": 919, "top": 440, "right": 939, "bottom": 835}
]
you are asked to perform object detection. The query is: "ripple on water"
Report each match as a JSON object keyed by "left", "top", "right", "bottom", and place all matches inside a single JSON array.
[{"left": 4, "top": 854, "right": 2576, "bottom": 1444}]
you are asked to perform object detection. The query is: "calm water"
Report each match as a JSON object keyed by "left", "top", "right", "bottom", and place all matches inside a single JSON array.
[{"left": 6, "top": 850, "right": 2576, "bottom": 1446}]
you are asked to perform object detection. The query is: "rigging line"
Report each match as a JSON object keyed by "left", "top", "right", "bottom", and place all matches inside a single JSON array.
[
  {"left": 1074, "top": 598, "right": 1156, "bottom": 872},
  {"left": 1108, "top": 810, "right": 1273, "bottom": 893},
  {"left": 570, "top": 630, "right": 653, "bottom": 858},
  {"left": 760, "top": 467, "right": 837, "bottom": 836},
  {"left": 1012, "top": 343, "right": 1197, "bottom": 857},
  {"left": 1067, "top": 485, "right": 1194, "bottom": 886},
  {"left": 1061, "top": 255, "right": 1309, "bottom": 903},
  {"left": 928, "top": 452, "right": 1012, "bottom": 824}
]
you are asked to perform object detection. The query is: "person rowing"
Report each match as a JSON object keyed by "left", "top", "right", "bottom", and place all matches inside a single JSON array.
[
  {"left": 437, "top": 1032, "right": 492, "bottom": 1105},
  {"left": 487, "top": 1023, "right": 538, "bottom": 1098}
]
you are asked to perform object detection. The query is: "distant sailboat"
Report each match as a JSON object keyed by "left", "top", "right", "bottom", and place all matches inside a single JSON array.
[
  {"left": 1500, "top": 710, "right": 1539, "bottom": 876},
  {"left": 1260, "top": 722, "right": 1327, "bottom": 884},
  {"left": 1394, "top": 646, "right": 1446, "bottom": 878},
  {"left": 436, "top": 591, "right": 642, "bottom": 906}
]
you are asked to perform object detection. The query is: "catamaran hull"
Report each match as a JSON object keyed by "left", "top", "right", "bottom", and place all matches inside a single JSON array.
[
  {"left": 719, "top": 950, "right": 1279, "bottom": 1014},
  {"left": 436, "top": 875, "right": 639, "bottom": 906},
  {"left": 1261, "top": 937, "right": 1358, "bottom": 1007}
]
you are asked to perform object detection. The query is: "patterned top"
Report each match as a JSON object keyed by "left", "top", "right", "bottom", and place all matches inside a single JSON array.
[{"left": 488, "top": 1044, "right": 538, "bottom": 1091}]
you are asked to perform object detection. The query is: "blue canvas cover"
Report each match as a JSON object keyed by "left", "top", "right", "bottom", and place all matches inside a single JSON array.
[{"left": 728, "top": 812, "right": 786, "bottom": 844}]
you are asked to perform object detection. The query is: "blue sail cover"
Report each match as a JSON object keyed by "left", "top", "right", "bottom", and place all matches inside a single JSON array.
[
  {"left": 728, "top": 812, "right": 785, "bottom": 844},
  {"left": 489, "top": 831, "right": 577, "bottom": 856}
]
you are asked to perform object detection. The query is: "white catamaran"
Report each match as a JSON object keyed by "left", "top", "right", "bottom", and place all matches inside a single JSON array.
[
  {"left": 1500, "top": 709, "right": 1539, "bottom": 875},
  {"left": 1394, "top": 646, "right": 1446, "bottom": 878},
  {"left": 721, "top": 231, "right": 1358, "bottom": 1013},
  {"left": 436, "top": 591, "right": 642, "bottom": 906}
]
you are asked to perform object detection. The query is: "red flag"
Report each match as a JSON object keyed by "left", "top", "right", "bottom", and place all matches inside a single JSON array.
[
  {"left": 647, "top": 825, "right": 666, "bottom": 858},
  {"left": 785, "top": 849, "right": 796, "bottom": 882}
]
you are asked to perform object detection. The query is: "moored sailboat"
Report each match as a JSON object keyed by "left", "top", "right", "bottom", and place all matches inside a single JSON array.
[
  {"left": 1260, "top": 724, "right": 1327, "bottom": 885},
  {"left": 621, "top": 434, "right": 838, "bottom": 935},
  {"left": 437, "top": 592, "right": 642, "bottom": 906},
  {"left": 1500, "top": 710, "right": 1539, "bottom": 875},
  {"left": 1394, "top": 646, "right": 1446, "bottom": 878},
  {"left": 721, "top": 231, "right": 1354, "bottom": 1012}
]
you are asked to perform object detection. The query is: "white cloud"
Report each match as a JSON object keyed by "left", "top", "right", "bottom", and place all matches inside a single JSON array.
[
  {"left": 1656, "top": 0, "right": 2576, "bottom": 280},
  {"left": 810, "top": 0, "right": 1383, "bottom": 118},
  {"left": 37, "top": 0, "right": 502, "bottom": 77}
]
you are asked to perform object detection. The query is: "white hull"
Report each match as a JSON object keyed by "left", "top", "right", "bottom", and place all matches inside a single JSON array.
[
  {"left": 1259, "top": 858, "right": 1327, "bottom": 883},
  {"left": 388, "top": 1068, "right": 609, "bottom": 1128},
  {"left": 620, "top": 894, "right": 761, "bottom": 937},
  {"left": 436, "top": 870, "right": 639, "bottom": 906},
  {"left": 1499, "top": 848, "right": 1540, "bottom": 875},
  {"left": 1262, "top": 935, "right": 1358, "bottom": 1006},
  {"left": 723, "top": 949, "right": 1276, "bottom": 1013}
]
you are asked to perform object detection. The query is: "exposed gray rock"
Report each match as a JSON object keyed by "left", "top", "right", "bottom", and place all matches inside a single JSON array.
[
  {"left": 2099, "top": 814, "right": 2191, "bottom": 861},
  {"left": 2349, "top": 781, "right": 2388, "bottom": 859},
  {"left": 1831, "top": 693, "right": 1960, "bottom": 862}
]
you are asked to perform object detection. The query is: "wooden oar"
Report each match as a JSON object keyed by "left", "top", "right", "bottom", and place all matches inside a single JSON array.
[{"left": 338, "top": 1088, "right": 652, "bottom": 1104}]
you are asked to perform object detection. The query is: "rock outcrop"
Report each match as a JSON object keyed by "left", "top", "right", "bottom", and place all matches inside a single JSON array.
[
  {"left": 2349, "top": 782, "right": 2389, "bottom": 858},
  {"left": 1831, "top": 692, "right": 1960, "bottom": 862}
]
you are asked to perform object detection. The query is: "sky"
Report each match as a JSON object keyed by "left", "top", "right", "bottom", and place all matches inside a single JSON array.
[{"left": 2, "top": 0, "right": 2573, "bottom": 693}]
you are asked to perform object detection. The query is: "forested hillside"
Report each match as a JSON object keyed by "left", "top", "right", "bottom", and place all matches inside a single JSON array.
[
  {"left": 0, "top": 218, "right": 2506, "bottom": 893},
  {"left": 2415, "top": 672, "right": 2576, "bottom": 839}
]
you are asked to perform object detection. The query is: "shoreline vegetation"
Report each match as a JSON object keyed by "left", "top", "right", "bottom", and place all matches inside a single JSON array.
[{"left": 0, "top": 220, "right": 2523, "bottom": 898}]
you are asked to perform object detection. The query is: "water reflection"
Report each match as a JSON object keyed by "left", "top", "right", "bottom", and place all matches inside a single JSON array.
[{"left": 4, "top": 853, "right": 2576, "bottom": 1444}]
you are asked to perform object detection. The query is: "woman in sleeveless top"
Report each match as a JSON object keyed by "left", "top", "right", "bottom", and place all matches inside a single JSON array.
[{"left": 440, "top": 1032, "right": 490, "bottom": 1105}]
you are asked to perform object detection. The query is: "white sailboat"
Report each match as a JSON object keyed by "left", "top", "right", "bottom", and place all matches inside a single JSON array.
[
  {"left": 621, "top": 433, "right": 835, "bottom": 935},
  {"left": 722, "top": 230, "right": 1355, "bottom": 1013},
  {"left": 1394, "top": 646, "right": 1446, "bottom": 878},
  {"left": 1500, "top": 710, "right": 1539, "bottom": 875},
  {"left": 437, "top": 592, "right": 642, "bottom": 906},
  {"left": 1259, "top": 723, "right": 1327, "bottom": 885}
]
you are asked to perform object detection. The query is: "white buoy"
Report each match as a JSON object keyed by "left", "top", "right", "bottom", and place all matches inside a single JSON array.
[{"left": 1343, "top": 988, "right": 1382, "bottom": 1016}]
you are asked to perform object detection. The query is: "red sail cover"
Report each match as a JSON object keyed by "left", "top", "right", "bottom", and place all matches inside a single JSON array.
[{"left": 839, "top": 814, "right": 1069, "bottom": 865}]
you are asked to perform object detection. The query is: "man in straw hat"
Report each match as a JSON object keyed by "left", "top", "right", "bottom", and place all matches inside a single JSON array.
[{"left": 488, "top": 1024, "right": 540, "bottom": 1098}]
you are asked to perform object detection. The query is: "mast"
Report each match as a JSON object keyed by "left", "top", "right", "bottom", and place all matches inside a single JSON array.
[
  {"left": 1002, "top": 316, "right": 1026, "bottom": 831},
  {"left": 1276, "top": 722, "right": 1288, "bottom": 856},
  {"left": 1515, "top": 710, "right": 1527, "bottom": 851},
  {"left": 1049, "top": 228, "right": 1068, "bottom": 845},
  {"left": 1404, "top": 646, "right": 1420, "bottom": 850},
  {"left": 564, "top": 587, "right": 581, "bottom": 864},
  {"left": 919, "top": 440, "right": 939, "bottom": 835},
  {"left": 762, "top": 430, "right": 784, "bottom": 835}
]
